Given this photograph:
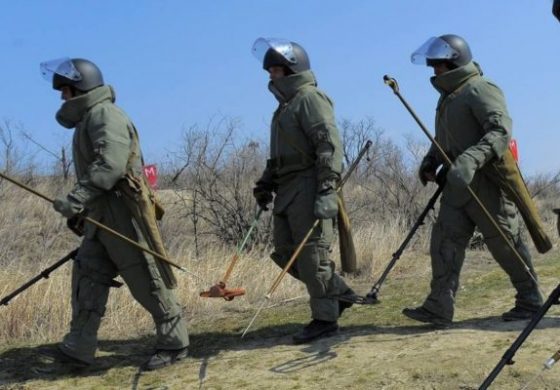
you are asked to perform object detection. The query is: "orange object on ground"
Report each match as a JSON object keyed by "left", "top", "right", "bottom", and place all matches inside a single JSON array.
[
  {"left": 199, "top": 209, "right": 263, "bottom": 301},
  {"left": 199, "top": 282, "right": 246, "bottom": 301}
]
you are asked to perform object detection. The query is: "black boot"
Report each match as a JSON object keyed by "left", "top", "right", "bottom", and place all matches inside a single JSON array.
[
  {"left": 142, "top": 346, "right": 189, "bottom": 371},
  {"left": 292, "top": 320, "right": 339, "bottom": 344},
  {"left": 402, "top": 306, "right": 452, "bottom": 326},
  {"left": 338, "top": 288, "right": 357, "bottom": 317},
  {"left": 502, "top": 306, "right": 538, "bottom": 321},
  {"left": 339, "top": 299, "right": 353, "bottom": 317},
  {"left": 38, "top": 346, "right": 91, "bottom": 368}
]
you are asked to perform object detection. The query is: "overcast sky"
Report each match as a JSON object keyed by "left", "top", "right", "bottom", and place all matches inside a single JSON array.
[{"left": 0, "top": 0, "right": 557, "bottom": 175}]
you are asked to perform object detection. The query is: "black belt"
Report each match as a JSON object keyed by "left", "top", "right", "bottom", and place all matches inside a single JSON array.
[{"left": 266, "top": 153, "right": 313, "bottom": 170}]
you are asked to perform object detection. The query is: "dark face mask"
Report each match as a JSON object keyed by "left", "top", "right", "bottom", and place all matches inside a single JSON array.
[{"left": 426, "top": 59, "right": 457, "bottom": 70}]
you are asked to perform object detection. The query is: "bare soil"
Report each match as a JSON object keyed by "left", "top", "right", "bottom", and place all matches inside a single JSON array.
[{"left": 3, "top": 250, "right": 560, "bottom": 390}]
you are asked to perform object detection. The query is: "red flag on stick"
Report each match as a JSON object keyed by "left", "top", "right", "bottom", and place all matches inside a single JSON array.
[
  {"left": 509, "top": 139, "right": 519, "bottom": 163},
  {"left": 143, "top": 164, "right": 158, "bottom": 189}
]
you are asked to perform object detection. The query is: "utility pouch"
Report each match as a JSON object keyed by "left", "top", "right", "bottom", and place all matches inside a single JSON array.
[
  {"left": 488, "top": 150, "right": 552, "bottom": 254},
  {"left": 154, "top": 198, "right": 165, "bottom": 221},
  {"left": 120, "top": 173, "right": 165, "bottom": 221},
  {"left": 337, "top": 192, "right": 357, "bottom": 273},
  {"left": 115, "top": 173, "right": 177, "bottom": 288}
]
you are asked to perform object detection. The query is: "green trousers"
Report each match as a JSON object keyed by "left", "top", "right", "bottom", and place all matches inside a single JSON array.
[
  {"left": 60, "top": 195, "right": 189, "bottom": 364},
  {"left": 422, "top": 179, "right": 542, "bottom": 321},
  {"left": 272, "top": 173, "right": 351, "bottom": 322}
]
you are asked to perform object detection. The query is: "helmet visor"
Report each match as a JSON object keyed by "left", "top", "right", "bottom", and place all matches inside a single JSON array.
[
  {"left": 411, "top": 37, "right": 460, "bottom": 65},
  {"left": 251, "top": 37, "right": 297, "bottom": 65},
  {"left": 40, "top": 57, "right": 82, "bottom": 82}
]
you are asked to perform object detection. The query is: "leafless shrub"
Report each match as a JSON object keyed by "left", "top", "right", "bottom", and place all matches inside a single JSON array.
[
  {"left": 2, "top": 115, "right": 560, "bottom": 347},
  {"left": 21, "top": 130, "right": 73, "bottom": 181},
  {"left": 526, "top": 170, "right": 560, "bottom": 200},
  {"left": 339, "top": 118, "right": 437, "bottom": 238},
  {"left": 165, "top": 117, "right": 272, "bottom": 251},
  {"left": 165, "top": 116, "right": 435, "bottom": 252},
  {"left": 0, "top": 119, "right": 40, "bottom": 178}
]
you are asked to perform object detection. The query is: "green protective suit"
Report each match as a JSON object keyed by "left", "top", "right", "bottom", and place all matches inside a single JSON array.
[
  {"left": 56, "top": 85, "right": 189, "bottom": 363},
  {"left": 258, "top": 70, "right": 351, "bottom": 322},
  {"left": 419, "top": 62, "right": 542, "bottom": 321}
]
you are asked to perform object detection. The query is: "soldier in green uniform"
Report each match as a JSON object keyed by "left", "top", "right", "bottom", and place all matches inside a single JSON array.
[
  {"left": 40, "top": 58, "right": 190, "bottom": 370},
  {"left": 402, "top": 35, "right": 543, "bottom": 325},
  {"left": 251, "top": 38, "right": 354, "bottom": 343}
]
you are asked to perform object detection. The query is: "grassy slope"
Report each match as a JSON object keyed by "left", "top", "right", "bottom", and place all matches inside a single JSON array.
[{"left": 2, "top": 249, "right": 560, "bottom": 390}]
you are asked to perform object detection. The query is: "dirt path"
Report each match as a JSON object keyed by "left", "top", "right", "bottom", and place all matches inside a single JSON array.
[
  {"left": 2, "top": 305, "right": 560, "bottom": 390},
  {"left": 3, "top": 253, "right": 560, "bottom": 389},
  {"left": 181, "top": 317, "right": 560, "bottom": 390}
]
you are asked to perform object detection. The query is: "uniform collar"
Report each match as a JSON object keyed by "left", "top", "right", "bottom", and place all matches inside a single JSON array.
[
  {"left": 430, "top": 61, "right": 481, "bottom": 94},
  {"left": 268, "top": 70, "right": 317, "bottom": 103},
  {"left": 56, "top": 85, "right": 115, "bottom": 129}
]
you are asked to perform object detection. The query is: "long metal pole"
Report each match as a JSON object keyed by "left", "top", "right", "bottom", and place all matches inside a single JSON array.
[
  {"left": 479, "top": 283, "right": 560, "bottom": 389},
  {"left": 221, "top": 207, "right": 263, "bottom": 284},
  {"left": 0, "top": 172, "right": 188, "bottom": 272},
  {"left": 364, "top": 185, "right": 443, "bottom": 303},
  {"left": 1, "top": 248, "right": 79, "bottom": 306},
  {"left": 383, "top": 75, "right": 540, "bottom": 291}
]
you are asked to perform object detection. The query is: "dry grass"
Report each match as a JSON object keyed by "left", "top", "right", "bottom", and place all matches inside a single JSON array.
[
  {"left": 0, "top": 178, "right": 428, "bottom": 347},
  {"left": 2, "top": 177, "right": 560, "bottom": 389}
]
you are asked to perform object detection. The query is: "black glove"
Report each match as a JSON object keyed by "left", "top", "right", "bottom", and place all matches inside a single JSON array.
[
  {"left": 418, "top": 158, "right": 438, "bottom": 186},
  {"left": 554, "top": 0, "right": 560, "bottom": 22},
  {"left": 253, "top": 182, "right": 274, "bottom": 211},
  {"left": 67, "top": 214, "right": 86, "bottom": 237}
]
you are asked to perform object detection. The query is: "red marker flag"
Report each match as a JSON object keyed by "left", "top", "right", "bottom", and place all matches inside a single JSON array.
[
  {"left": 509, "top": 139, "right": 519, "bottom": 163},
  {"left": 143, "top": 164, "right": 158, "bottom": 189}
]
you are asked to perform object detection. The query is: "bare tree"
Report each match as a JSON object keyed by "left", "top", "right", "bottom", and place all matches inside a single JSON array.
[
  {"left": 0, "top": 120, "right": 19, "bottom": 175},
  {"left": 526, "top": 170, "right": 560, "bottom": 199},
  {"left": 20, "top": 130, "right": 73, "bottom": 180},
  {"left": 0, "top": 120, "right": 42, "bottom": 184},
  {"left": 168, "top": 117, "right": 272, "bottom": 249},
  {"left": 336, "top": 118, "right": 442, "bottom": 245}
]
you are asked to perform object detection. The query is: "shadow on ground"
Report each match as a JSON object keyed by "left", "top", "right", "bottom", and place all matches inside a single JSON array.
[{"left": 2, "top": 314, "right": 559, "bottom": 387}]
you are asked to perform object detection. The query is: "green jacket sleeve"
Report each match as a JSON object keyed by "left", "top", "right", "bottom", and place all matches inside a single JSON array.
[
  {"left": 463, "top": 80, "right": 512, "bottom": 168},
  {"left": 297, "top": 90, "right": 343, "bottom": 186},
  {"left": 70, "top": 105, "right": 131, "bottom": 205}
]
